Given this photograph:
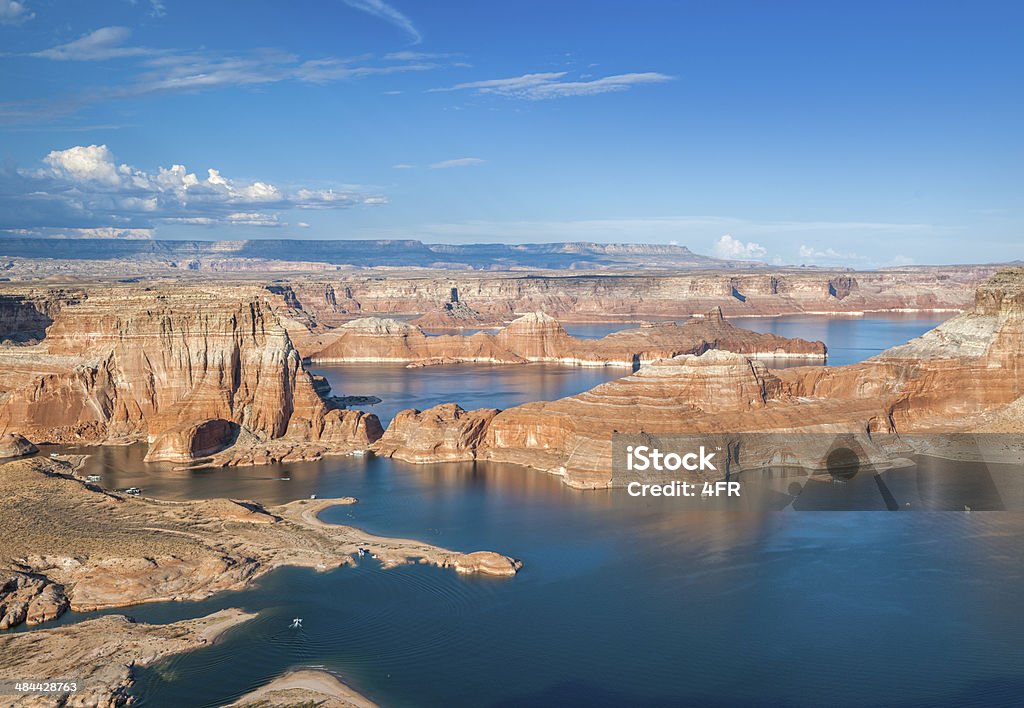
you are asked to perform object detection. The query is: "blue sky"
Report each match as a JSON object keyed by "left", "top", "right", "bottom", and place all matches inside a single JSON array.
[{"left": 0, "top": 0, "right": 1021, "bottom": 266}]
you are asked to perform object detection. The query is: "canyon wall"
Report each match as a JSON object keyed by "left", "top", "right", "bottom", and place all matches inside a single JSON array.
[
  {"left": 380, "top": 269, "right": 1024, "bottom": 488},
  {"left": 0, "top": 288, "right": 83, "bottom": 343},
  {"left": 0, "top": 287, "right": 381, "bottom": 463},
  {"left": 310, "top": 308, "right": 826, "bottom": 367},
  {"left": 281, "top": 267, "right": 988, "bottom": 325}
]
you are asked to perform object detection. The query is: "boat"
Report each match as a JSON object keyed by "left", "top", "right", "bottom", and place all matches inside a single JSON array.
[{"left": 124, "top": 487, "right": 141, "bottom": 495}]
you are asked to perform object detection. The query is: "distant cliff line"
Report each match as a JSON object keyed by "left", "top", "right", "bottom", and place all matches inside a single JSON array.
[{"left": 0, "top": 237, "right": 760, "bottom": 271}]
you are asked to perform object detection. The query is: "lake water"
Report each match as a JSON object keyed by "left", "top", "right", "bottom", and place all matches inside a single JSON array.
[
  {"left": 31, "top": 313, "right": 1024, "bottom": 707},
  {"left": 56, "top": 453, "right": 1024, "bottom": 708},
  {"left": 317, "top": 363, "right": 620, "bottom": 428},
  {"left": 559, "top": 312, "right": 953, "bottom": 367}
]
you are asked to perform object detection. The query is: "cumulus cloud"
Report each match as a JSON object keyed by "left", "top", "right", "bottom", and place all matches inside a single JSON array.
[
  {"left": 342, "top": 0, "right": 421, "bottom": 43},
  {"left": 797, "top": 244, "right": 867, "bottom": 266},
  {"left": 714, "top": 234, "right": 767, "bottom": 260},
  {"left": 1, "top": 144, "right": 384, "bottom": 233},
  {"left": 0, "top": 0, "right": 33, "bottom": 25},
  {"left": 32, "top": 27, "right": 151, "bottom": 61},
  {"left": 432, "top": 71, "right": 673, "bottom": 100},
  {"left": 429, "top": 157, "right": 486, "bottom": 169}
]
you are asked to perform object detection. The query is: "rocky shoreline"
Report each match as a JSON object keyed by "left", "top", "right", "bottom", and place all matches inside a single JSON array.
[
  {"left": 0, "top": 455, "right": 520, "bottom": 705},
  {"left": 0, "top": 608, "right": 255, "bottom": 708},
  {"left": 0, "top": 457, "right": 520, "bottom": 630}
]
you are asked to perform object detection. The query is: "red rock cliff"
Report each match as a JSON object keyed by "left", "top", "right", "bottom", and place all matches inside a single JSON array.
[{"left": 0, "top": 289, "right": 381, "bottom": 461}]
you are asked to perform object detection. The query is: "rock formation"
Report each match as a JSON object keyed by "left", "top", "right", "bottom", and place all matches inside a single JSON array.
[
  {"left": 143, "top": 418, "right": 239, "bottom": 463},
  {"left": 312, "top": 308, "right": 826, "bottom": 367},
  {"left": 373, "top": 404, "right": 499, "bottom": 462},
  {"left": 0, "top": 570, "right": 67, "bottom": 629},
  {"left": 278, "top": 266, "right": 987, "bottom": 326},
  {"left": 0, "top": 287, "right": 383, "bottom": 465},
  {"left": 0, "top": 433, "right": 37, "bottom": 459},
  {"left": 312, "top": 316, "right": 524, "bottom": 364},
  {"left": 376, "top": 269, "right": 1024, "bottom": 488}
]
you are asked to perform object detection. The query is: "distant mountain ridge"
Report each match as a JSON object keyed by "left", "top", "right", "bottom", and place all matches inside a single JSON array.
[{"left": 0, "top": 237, "right": 756, "bottom": 271}]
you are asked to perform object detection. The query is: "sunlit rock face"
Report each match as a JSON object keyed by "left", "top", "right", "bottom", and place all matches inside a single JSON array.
[
  {"left": 284, "top": 267, "right": 988, "bottom": 324},
  {"left": 310, "top": 309, "right": 826, "bottom": 367},
  {"left": 0, "top": 433, "right": 37, "bottom": 459},
  {"left": 372, "top": 403, "right": 499, "bottom": 463},
  {"left": 382, "top": 269, "right": 1024, "bottom": 488},
  {"left": 0, "top": 288, "right": 381, "bottom": 460}
]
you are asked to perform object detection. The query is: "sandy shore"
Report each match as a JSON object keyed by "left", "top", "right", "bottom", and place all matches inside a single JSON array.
[{"left": 228, "top": 669, "right": 378, "bottom": 708}]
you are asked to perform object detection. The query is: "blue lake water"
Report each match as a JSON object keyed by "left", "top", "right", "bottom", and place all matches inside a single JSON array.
[
  {"left": 33, "top": 313, "right": 1024, "bottom": 707},
  {"left": 559, "top": 312, "right": 953, "bottom": 367}
]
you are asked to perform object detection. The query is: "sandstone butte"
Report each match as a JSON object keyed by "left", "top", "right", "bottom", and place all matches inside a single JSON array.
[
  {"left": 373, "top": 269, "right": 1024, "bottom": 488},
  {"left": 310, "top": 308, "right": 827, "bottom": 367},
  {"left": 0, "top": 287, "right": 384, "bottom": 465}
]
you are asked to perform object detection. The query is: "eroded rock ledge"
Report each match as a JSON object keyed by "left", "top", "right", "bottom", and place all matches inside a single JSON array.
[
  {"left": 310, "top": 307, "right": 826, "bottom": 367},
  {"left": 0, "top": 457, "right": 521, "bottom": 632},
  {"left": 0, "top": 287, "right": 383, "bottom": 466},
  {"left": 0, "top": 608, "right": 254, "bottom": 708},
  {"left": 371, "top": 269, "right": 1024, "bottom": 488}
]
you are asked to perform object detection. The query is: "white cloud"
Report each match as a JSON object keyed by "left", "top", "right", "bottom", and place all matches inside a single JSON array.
[
  {"left": 3, "top": 144, "right": 384, "bottom": 232},
  {"left": 32, "top": 27, "right": 151, "bottom": 61},
  {"left": 383, "top": 51, "right": 450, "bottom": 61},
  {"left": 5, "top": 227, "right": 153, "bottom": 239},
  {"left": 349, "top": 216, "right": 952, "bottom": 267},
  {"left": 43, "top": 144, "right": 124, "bottom": 186},
  {"left": 392, "top": 163, "right": 415, "bottom": 169},
  {"left": 225, "top": 212, "right": 280, "bottom": 227},
  {"left": 11, "top": 37, "right": 454, "bottom": 124},
  {"left": 0, "top": 0, "right": 33, "bottom": 25},
  {"left": 797, "top": 244, "right": 866, "bottom": 266},
  {"left": 342, "top": 0, "right": 421, "bottom": 43},
  {"left": 714, "top": 234, "right": 767, "bottom": 260},
  {"left": 429, "top": 157, "right": 485, "bottom": 169},
  {"left": 433, "top": 71, "right": 673, "bottom": 100}
]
